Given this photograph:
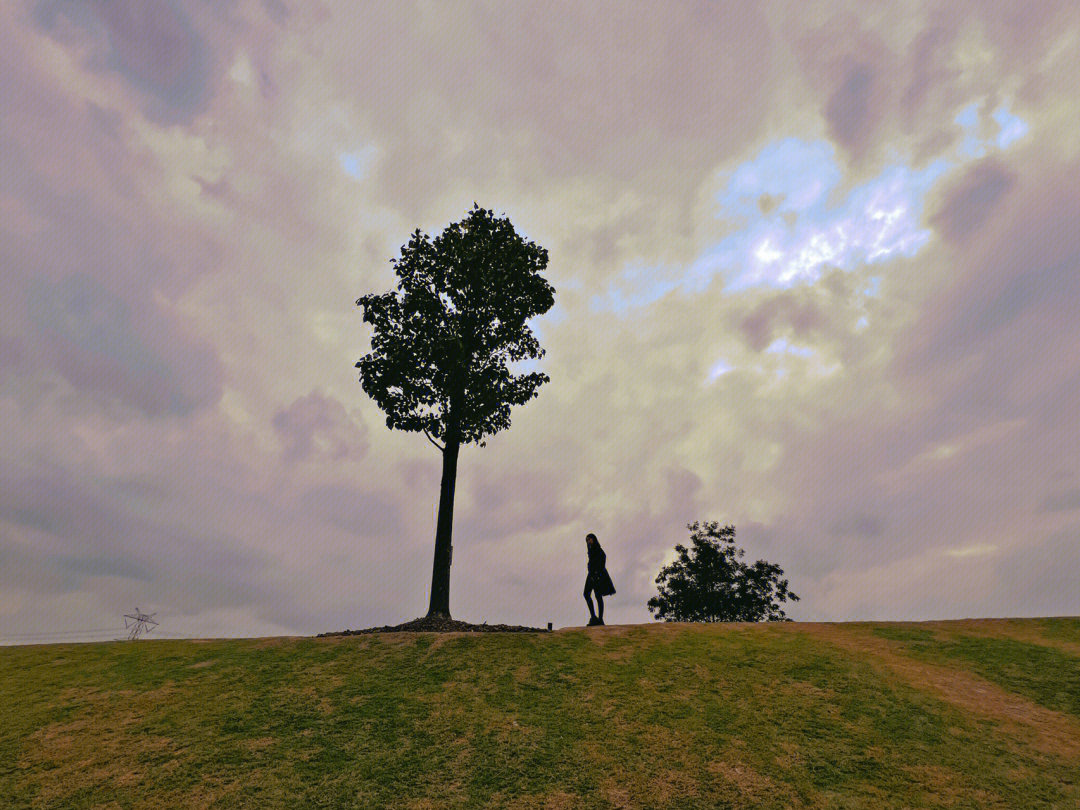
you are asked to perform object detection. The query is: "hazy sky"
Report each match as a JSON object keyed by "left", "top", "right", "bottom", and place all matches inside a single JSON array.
[{"left": 2, "top": 1, "right": 1079, "bottom": 643}]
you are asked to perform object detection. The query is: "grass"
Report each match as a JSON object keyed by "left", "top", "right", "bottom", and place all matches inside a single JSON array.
[
  {"left": 2, "top": 618, "right": 1078, "bottom": 808},
  {"left": 872, "top": 625, "right": 1080, "bottom": 719}
]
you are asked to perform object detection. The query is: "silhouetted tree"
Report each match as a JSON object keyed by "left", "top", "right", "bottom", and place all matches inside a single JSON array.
[
  {"left": 356, "top": 204, "right": 555, "bottom": 619},
  {"left": 648, "top": 521, "right": 799, "bottom": 622}
]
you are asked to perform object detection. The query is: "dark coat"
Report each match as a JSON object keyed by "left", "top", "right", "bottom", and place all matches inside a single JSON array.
[{"left": 586, "top": 541, "right": 616, "bottom": 596}]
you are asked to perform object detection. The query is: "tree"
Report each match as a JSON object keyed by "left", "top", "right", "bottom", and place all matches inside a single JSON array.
[
  {"left": 647, "top": 521, "right": 799, "bottom": 622},
  {"left": 355, "top": 204, "right": 555, "bottom": 619}
]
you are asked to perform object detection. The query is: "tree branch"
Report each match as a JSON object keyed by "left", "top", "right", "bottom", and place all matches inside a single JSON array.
[{"left": 423, "top": 428, "right": 445, "bottom": 452}]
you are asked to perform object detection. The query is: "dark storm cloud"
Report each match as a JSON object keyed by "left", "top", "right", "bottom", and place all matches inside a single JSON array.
[
  {"left": 34, "top": 0, "right": 217, "bottom": 123},
  {"left": 25, "top": 273, "right": 221, "bottom": 417},
  {"left": 784, "top": 12, "right": 898, "bottom": 166},
  {"left": 299, "top": 484, "right": 404, "bottom": 538},
  {"left": 55, "top": 555, "right": 153, "bottom": 583},
  {"left": 0, "top": 463, "right": 272, "bottom": 609},
  {"left": 0, "top": 20, "right": 226, "bottom": 418},
  {"left": 1042, "top": 488, "right": 1080, "bottom": 514},
  {"left": 989, "top": 525, "right": 1080, "bottom": 617},
  {"left": 738, "top": 269, "right": 862, "bottom": 352},
  {"left": 906, "top": 161, "right": 1079, "bottom": 391},
  {"left": 457, "top": 466, "right": 584, "bottom": 544},
  {"left": 0, "top": 464, "right": 127, "bottom": 545},
  {"left": 930, "top": 159, "right": 1016, "bottom": 242},
  {"left": 901, "top": 26, "right": 956, "bottom": 126},
  {"left": 826, "top": 63, "right": 877, "bottom": 153},
  {"left": 272, "top": 391, "right": 369, "bottom": 464}
]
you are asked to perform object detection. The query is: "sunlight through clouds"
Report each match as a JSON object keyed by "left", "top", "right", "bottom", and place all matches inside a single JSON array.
[
  {"left": 684, "top": 102, "right": 1031, "bottom": 296},
  {"left": 592, "top": 127, "right": 967, "bottom": 311},
  {"left": 337, "top": 146, "right": 378, "bottom": 181},
  {"left": 591, "top": 99, "right": 1023, "bottom": 310},
  {"left": 993, "top": 105, "right": 1029, "bottom": 149},
  {"left": 692, "top": 138, "right": 951, "bottom": 292}
]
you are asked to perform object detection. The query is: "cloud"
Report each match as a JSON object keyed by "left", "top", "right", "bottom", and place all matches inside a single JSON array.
[
  {"left": 930, "top": 159, "right": 1016, "bottom": 241},
  {"left": 34, "top": 0, "right": 218, "bottom": 123},
  {"left": 299, "top": 483, "right": 402, "bottom": 538},
  {"left": 827, "top": 63, "right": 878, "bottom": 152},
  {"left": 0, "top": 461, "right": 273, "bottom": 611},
  {"left": 24, "top": 273, "right": 222, "bottom": 416},
  {"left": 2, "top": 1, "right": 1079, "bottom": 641},
  {"left": 272, "top": 390, "right": 368, "bottom": 464}
]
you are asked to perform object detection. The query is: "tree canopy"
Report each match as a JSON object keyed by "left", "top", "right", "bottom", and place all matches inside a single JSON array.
[
  {"left": 356, "top": 204, "right": 555, "bottom": 450},
  {"left": 647, "top": 521, "right": 799, "bottom": 622}
]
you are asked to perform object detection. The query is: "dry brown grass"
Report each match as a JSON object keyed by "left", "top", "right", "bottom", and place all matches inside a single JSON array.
[{"left": 798, "top": 622, "right": 1080, "bottom": 759}]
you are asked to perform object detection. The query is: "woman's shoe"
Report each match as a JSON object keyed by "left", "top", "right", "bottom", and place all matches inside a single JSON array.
[{"left": 587, "top": 616, "right": 600, "bottom": 626}]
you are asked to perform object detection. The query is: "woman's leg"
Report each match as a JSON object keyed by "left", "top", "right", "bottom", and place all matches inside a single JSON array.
[
  {"left": 595, "top": 593, "right": 604, "bottom": 621},
  {"left": 583, "top": 580, "right": 597, "bottom": 619}
]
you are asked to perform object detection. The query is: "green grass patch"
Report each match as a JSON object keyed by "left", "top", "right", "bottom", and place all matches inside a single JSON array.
[
  {"left": 1040, "top": 617, "right": 1080, "bottom": 645},
  {"left": 872, "top": 627, "right": 1080, "bottom": 719},
  {"left": 2, "top": 621, "right": 1079, "bottom": 808}
]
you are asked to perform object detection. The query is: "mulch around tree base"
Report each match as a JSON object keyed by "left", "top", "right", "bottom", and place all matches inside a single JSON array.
[{"left": 317, "top": 616, "right": 550, "bottom": 636}]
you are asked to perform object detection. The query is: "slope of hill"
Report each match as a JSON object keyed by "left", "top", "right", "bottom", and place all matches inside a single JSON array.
[{"left": 3, "top": 618, "right": 1078, "bottom": 808}]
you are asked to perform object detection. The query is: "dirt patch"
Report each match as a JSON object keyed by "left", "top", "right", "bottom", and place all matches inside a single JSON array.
[
  {"left": 240, "top": 736, "right": 276, "bottom": 752},
  {"left": 285, "top": 684, "right": 335, "bottom": 715},
  {"left": 503, "top": 790, "right": 583, "bottom": 809},
  {"left": 648, "top": 767, "right": 699, "bottom": 804},
  {"left": 797, "top": 622, "right": 1080, "bottom": 759},
  {"left": 159, "top": 779, "right": 243, "bottom": 810},
  {"left": 773, "top": 740, "right": 804, "bottom": 770},
  {"left": 574, "top": 623, "right": 633, "bottom": 648},
  {"left": 707, "top": 759, "right": 774, "bottom": 793},
  {"left": 187, "top": 659, "right": 215, "bottom": 669},
  {"left": 513, "top": 663, "right": 533, "bottom": 682},
  {"left": 601, "top": 779, "right": 635, "bottom": 809},
  {"left": 901, "top": 764, "right": 1009, "bottom": 808},
  {"left": 489, "top": 713, "right": 539, "bottom": 745},
  {"left": 785, "top": 680, "right": 833, "bottom": 699},
  {"left": 420, "top": 633, "right": 459, "bottom": 656},
  {"left": 251, "top": 637, "right": 293, "bottom": 650},
  {"left": 706, "top": 754, "right": 805, "bottom": 808},
  {"left": 21, "top": 712, "right": 176, "bottom": 806}
]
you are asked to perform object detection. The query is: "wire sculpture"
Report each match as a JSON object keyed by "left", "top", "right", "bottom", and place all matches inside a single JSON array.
[{"left": 123, "top": 608, "right": 158, "bottom": 640}]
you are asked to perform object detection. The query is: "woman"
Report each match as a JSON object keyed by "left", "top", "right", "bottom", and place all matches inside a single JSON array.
[{"left": 583, "top": 532, "right": 616, "bottom": 626}]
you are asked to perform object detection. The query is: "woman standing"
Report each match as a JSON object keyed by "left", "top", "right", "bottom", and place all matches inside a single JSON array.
[{"left": 584, "top": 533, "right": 616, "bottom": 626}]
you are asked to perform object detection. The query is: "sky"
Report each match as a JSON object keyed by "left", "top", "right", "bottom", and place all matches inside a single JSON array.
[{"left": 2, "top": 1, "right": 1079, "bottom": 643}]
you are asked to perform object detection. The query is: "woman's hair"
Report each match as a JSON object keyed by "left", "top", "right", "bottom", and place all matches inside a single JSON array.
[{"left": 586, "top": 533, "right": 598, "bottom": 542}]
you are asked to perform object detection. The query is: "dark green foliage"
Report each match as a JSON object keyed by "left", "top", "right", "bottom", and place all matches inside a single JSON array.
[
  {"left": 647, "top": 520, "right": 799, "bottom": 622},
  {"left": 355, "top": 204, "right": 555, "bottom": 618},
  {"left": 356, "top": 203, "right": 555, "bottom": 449}
]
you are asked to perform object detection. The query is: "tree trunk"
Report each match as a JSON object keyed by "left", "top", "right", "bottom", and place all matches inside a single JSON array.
[{"left": 426, "top": 436, "right": 459, "bottom": 618}]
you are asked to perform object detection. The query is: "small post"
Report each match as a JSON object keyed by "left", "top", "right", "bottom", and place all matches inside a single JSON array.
[{"left": 547, "top": 622, "right": 552, "bottom": 631}]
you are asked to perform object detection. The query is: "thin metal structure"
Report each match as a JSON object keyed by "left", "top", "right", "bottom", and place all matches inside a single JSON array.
[{"left": 123, "top": 608, "right": 158, "bottom": 640}]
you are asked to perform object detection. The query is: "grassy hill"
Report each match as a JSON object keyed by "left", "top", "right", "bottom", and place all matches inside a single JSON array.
[{"left": 3, "top": 618, "right": 1079, "bottom": 809}]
